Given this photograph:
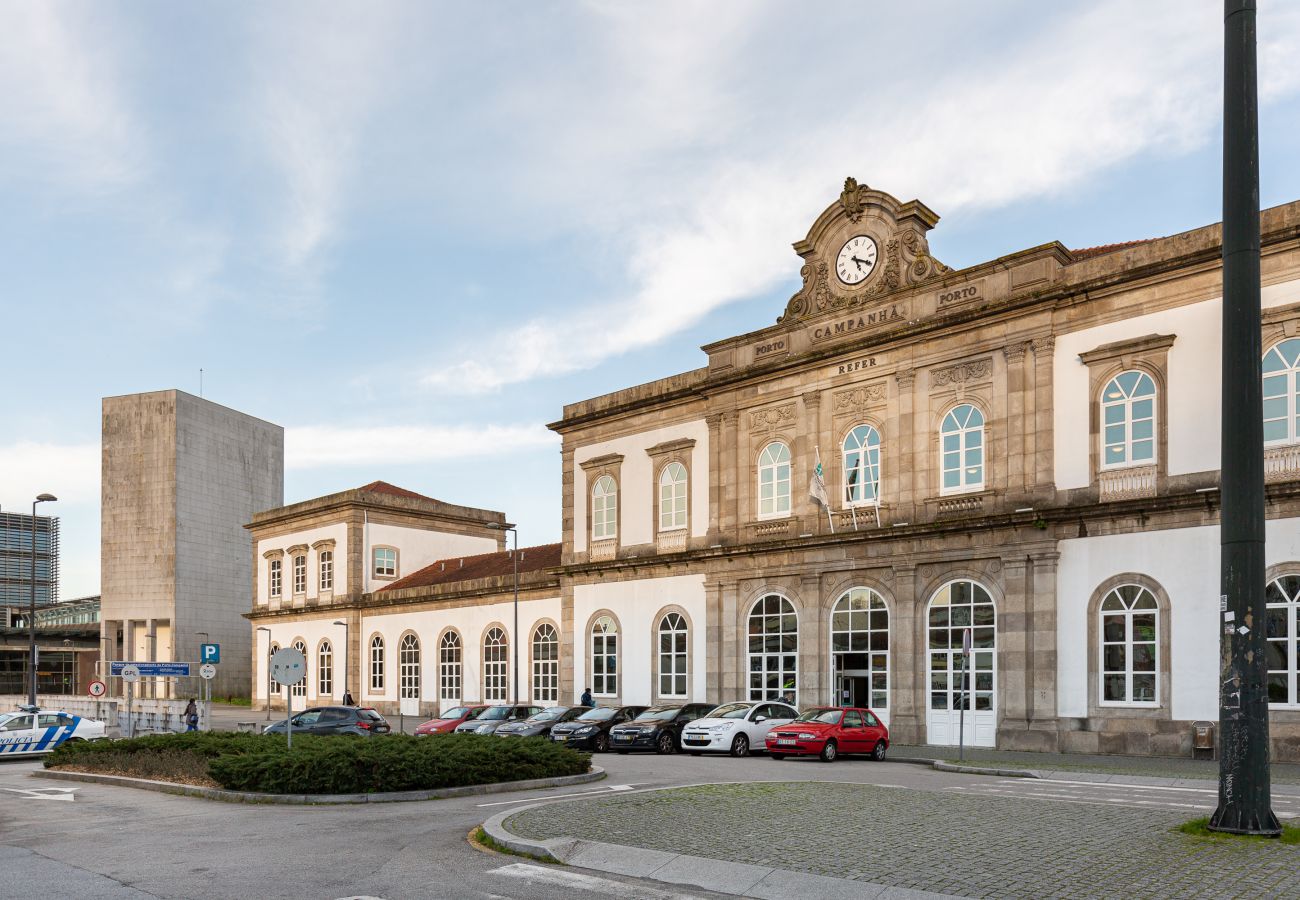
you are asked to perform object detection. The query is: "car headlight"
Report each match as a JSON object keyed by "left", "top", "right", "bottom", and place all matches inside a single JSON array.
[
  {"left": 798, "top": 732, "right": 816, "bottom": 740},
  {"left": 711, "top": 722, "right": 736, "bottom": 731},
  {"left": 574, "top": 726, "right": 596, "bottom": 734},
  {"left": 476, "top": 724, "right": 494, "bottom": 734}
]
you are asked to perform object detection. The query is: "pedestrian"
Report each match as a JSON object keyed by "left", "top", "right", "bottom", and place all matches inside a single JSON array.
[
  {"left": 580, "top": 687, "right": 594, "bottom": 707},
  {"left": 184, "top": 699, "right": 199, "bottom": 732},
  {"left": 342, "top": 689, "right": 355, "bottom": 706}
]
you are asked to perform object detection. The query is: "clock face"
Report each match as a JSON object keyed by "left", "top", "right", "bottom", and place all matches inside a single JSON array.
[{"left": 836, "top": 235, "right": 878, "bottom": 285}]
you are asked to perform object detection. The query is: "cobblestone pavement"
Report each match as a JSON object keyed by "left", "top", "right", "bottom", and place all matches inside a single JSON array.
[
  {"left": 892, "top": 744, "right": 1300, "bottom": 785},
  {"left": 507, "top": 781, "right": 1300, "bottom": 899}
]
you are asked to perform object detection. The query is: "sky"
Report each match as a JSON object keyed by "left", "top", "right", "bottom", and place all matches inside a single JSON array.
[{"left": 4, "top": 1, "right": 1300, "bottom": 599}]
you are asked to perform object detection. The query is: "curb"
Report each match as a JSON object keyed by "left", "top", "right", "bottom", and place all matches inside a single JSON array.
[
  {"left": 483, "top": 805, "right": 568, "bottom": 862},
  {"left": 890, "top": 756, "right": 1042, "bottom": 779},
  {"left": 34, "top": 765, "right": 605, "bottom": 805}
]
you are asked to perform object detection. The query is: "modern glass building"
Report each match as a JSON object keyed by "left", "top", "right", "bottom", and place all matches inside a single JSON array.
[{"left": 0, "top": 511, "right": 59, "bottom": 608}]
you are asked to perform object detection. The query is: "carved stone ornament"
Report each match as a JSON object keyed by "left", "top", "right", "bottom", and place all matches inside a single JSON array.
[
  {"left": 832, "top": 383, "right": 887, "bottom": 418},
  {"left": 748, "top": 404, "right": 795, "bottom": 434},
  {"left": 840, "top": 176, "right": 869, "bottom": 223},
  {"left": 931, "top": 358, "right": 992, "bottom": 387}
]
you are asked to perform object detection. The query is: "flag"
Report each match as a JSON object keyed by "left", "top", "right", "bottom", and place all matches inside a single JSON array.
[{"left": 809, "top": 459, "right": 830, "bottom": 509}]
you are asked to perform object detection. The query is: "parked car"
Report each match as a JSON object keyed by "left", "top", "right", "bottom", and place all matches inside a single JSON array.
[
  {"left": 549, "top": 705, "right": 647, "bottom": 752},
  {"left": 263, "top": 706, "right": 391, "bottom": 737},
  {"left": 680, "top": 701, "right": 798, "bottom": 757},
  {"left": 496, "top": 706, "right": 585, "bottom": 738},
  {"left": 609, "top": 703, "right": 715, "bottom": 754},
  {"left": 454, "top": 704, "right": 542, "bottom": 735},
  {"left": 765, "top": 707, "right": 888, "bottom": 762},
  {"left": 0, "top": 706, "right": 106, "bottom": 757},
  {"left": 414, "top": 704, "right": 490, "bottom": 735}
]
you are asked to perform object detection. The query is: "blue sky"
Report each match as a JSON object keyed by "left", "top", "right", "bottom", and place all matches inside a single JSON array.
[{"left": 4, "top": 1, "right": 1300, "bottom": 598}]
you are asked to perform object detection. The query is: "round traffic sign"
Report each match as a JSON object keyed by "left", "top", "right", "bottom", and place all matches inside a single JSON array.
[
  {"left": 269, "top": 647, "right": 306, "bottom": 687},
  {"left": 121, "top": 665, "right": 141, "bottom": 685},
  {"left": 87, "top": 679, "right": 107, "bottom": 697},
  {"left": 199, "top": 663, "right": 217, "bottom": 680}
]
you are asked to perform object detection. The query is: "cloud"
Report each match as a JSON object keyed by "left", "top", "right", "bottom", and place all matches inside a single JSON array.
[
  {"left": 285, "top": 423, "right": 557, "bottom": 469},
  {"left": 419, "top": 0, "right": 1300, "bottom": 396},
  {"left": 0, "top": 442, "right": 100, "bottom": 510}
]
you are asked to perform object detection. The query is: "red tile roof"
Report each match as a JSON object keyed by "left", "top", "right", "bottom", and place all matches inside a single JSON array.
[
  {"left": 357, "top": 481, "right": 439, "bottom": 503},
  {"left": 1070, "top": 239, "right": 1155, "bottom": 260},
  {"left": 381, "top": 543, "right": 563, "bottom": 592}
]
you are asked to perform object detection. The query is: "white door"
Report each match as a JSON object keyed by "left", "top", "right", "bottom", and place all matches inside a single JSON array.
[{"left": 926, "top": 580, "right": 997, "bottom": 747}]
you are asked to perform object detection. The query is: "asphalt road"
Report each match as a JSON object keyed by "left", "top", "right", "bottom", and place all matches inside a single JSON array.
[{"left": 2, "top": 749, "right": 1296, "bottom": 900}]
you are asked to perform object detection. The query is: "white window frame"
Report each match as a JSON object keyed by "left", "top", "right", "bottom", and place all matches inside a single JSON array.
[
  {"left": 592, "top": 475, "right": 618, "bottom": 541},
  {"left": 1100, "top": 370, "right": 1157, "bottom": 470},
  {"left": 532, "top": 623, "right": 559, "bottom": 703},
  {"left": 1099, "top": 584, "right": 1159, "bottom": 707},
  {"left": 830, "top": 587, "right": 889, "bottom": 710},
  {"left": 269, "top": 559, "right": 282, "bottom": 598},
  {"left": 657, "top": 612, "right": 688, "bottom": 699},
  {"left": 318, "top": 640, "right": 333, "bottom": 697},
  {"left": 269, "top": 643, "right": 281, "bottom": 695},
  {"left": 319, "top": 550, "right": 333, "bottom": 592},
  {"left": 591, "top": 616, "right": 618, "bottom": 697},
  {"left": 757, "top": 441, "right": 792, "bottom": 519},
  {"left": 399, "top": 633, "right": 420, "bottom": 701},
  {"left": 842, "top": 424, "right": 882, "bottom": 506},
  {"left": 292, "top": 555, "right": 307, "bottom": 595},
  {"left": 291, "top": 640, "right": 307, "bottom": 698},
  {"left": 373, "top": 547, "right": 397, "bottom": 578},
  {"left": 747, "top": 595, "right": 798, "bottom": 703},
  {"left": 658, "top": 462, "right": 688, "bottom": 532},
  {"left": 1263, "top": 340, "right": 1300, "bottom": 446},
  {"left": 439, "top": 631, "right": 462, "bottom": 702},
  {"left": 483, "top": 627, "right": 508, "bottom": 703},
  {"left": 369, "top": 635, "right": 385, "bottom": 692},
  {"left": 1266, "top": 575, "right": 1300, "bottom": 708},
  {"left": 939, "top": 404, "right": 985, "bottom": 495}
]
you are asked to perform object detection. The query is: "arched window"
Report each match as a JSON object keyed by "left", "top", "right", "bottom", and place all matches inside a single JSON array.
[
  {"left": 532, "top": 624, "right": 559, "bottom": 703},
  {"left": 940, "top": 405, "right": 984, "bottom": 493},
  {"left": 658, "top": 612, "right": 688, "bottom": 698},
  {"left": 269, "top": 642, "right": 281, "bottom": 695},
  {"left": 318, "top": 640, "right": 333, "bottom": 696},
  {"left": 747, "top": 595, "right": 797, "bottom": 702},
  {"left": 292, "top": 555, "right": 307, "bottom": 595},
  {"left": 369, "top": 635, "right": 385, "bottom": 692},
  {"left": 1266, "top": 575, "right": 1300, "bottom": 707},
  {"left": 758, "top": 442, "right": 791, "bottom": 518},
  {"left": 1263, "top": 339, "right": 1300, "bottom": 445},
  {"left": 927, "top": 580, "right": 997, "bottom": 747},
  {"left": 592, "top": 475, "right": 618, "bottom": 540},
  {"left": 843, "top": 425, "right": 882, "bottom": 505},
  {"left": 1101, "top": 371, "right": 1156, "bottom": 468},
  {"left": 399, "top": 634, "right": 420, "bottom": 701},
  {"left": 659, "top": 463, "right": 688, "bottom": 531},
  {"left": 483, "top": 627, "right": 508, "bottom": 702},
  {"left": 439, "top": 631, "right": 462, "bottom": 702},
  {"left": 831, "top": 588, "right": 889, "bottom": 711},
  {"left": 291, "top": 640, "right": 307, "bottom": 698},
  {"left": 591, "top": 616, "right": 618, "bottom": 696},
  {"left": 319, "top": 550, "right": 333, "bottom": 592},
  {"left": 1099, "top": 585, "right": 1159, "bottom": 705}
]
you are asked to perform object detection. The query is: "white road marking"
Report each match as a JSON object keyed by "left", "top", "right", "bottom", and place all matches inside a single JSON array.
[
  {"left": 477, "top": 784, "right": 637, "bottom": 808},
  {"left": 491, "top": 863, "right": 708, "bottom": 898},
  {"left": 1, "top": 787, "right": 76, "bottom": 802}
]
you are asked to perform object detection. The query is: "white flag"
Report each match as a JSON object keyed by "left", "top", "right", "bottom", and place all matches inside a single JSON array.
[{"left": 809, "top": 459, "right": 829, "bottom": 509}]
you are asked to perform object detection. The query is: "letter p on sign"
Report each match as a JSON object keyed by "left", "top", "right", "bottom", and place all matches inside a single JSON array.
[{"left": 200, "top": 643, "right": 220, "bottom": 664}]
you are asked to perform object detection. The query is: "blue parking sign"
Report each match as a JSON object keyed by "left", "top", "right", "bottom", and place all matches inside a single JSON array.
[{"left": 200, "top": 643, "right": 220, "bottom": 664}]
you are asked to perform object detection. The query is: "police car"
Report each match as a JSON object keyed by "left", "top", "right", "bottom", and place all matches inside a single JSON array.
[{"left": 0, "top": 706, "right": 106, "bottom": 757}]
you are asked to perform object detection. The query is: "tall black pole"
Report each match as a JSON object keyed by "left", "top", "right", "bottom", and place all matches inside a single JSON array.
[
  {"left": 27, "top": 501, "right": 38, "bottom": 708},
  {"left": 511, "top": 528, "right": 519, "bottom": 707},
  {"left": 1210, "top": 0, "right": 1280, "bottom": 837}
]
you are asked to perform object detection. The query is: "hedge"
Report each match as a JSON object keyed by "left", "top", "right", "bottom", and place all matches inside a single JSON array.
[{"left": 46, "top": 732, "right": 591, "bottom": 795}]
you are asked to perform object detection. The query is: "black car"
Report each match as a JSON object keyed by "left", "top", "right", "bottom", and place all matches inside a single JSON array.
[
  {"left": 549, "top": 705, "right": 647, "bottom": 752},
  {"left": 263, "top": 706, "right": 391, "bottom": 737},
  {"left": 496, "top": 706, "right": 585, "bottom": 739},
  {"left": 453, "top": 704, "right": 543, "bottom": 735},
  {"left": 608, "top": 703, "right": 715, "bottom": 754}
]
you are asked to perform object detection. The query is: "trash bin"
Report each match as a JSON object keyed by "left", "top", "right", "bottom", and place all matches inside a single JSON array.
[
  {"left": 236, "top": 721, "right": 257, "bottom": 734},
  {"left": 1192, "top": 721, "right": 1215, "bottom": 760}
]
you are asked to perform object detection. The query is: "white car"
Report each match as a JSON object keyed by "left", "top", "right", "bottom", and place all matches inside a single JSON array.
[
  {"left": 680, "top": 701, "right": 798, "bottom": 757},
  {"left": 0, "top": 707, "right": 106, "bottom": 757}
]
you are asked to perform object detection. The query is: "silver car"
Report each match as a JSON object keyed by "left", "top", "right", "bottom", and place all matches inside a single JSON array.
[
  {"left": 496, "top": 706, "right": 585, "bottom": 738},
  {"left": 453, "top": 704, "right": 541, "bottom": 735}
]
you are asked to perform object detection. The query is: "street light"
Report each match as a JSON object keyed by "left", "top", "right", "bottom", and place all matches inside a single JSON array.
[
  {"left": 194, "top": 631, "right": 209, "bottom": 728},
  {"left": 489, "top": 522, "right": 519, "bottom": 705},
  {"left": 256, "top": 626, "right": 272, "bottom": 721},
  {"left": 27, "top": 493, "right": 56, "bottom": 708},
  {"left": 332, "top": 620, "right": 349, "bottom": 703}
]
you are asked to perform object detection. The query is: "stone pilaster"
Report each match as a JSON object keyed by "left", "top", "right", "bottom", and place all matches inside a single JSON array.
[
  {"left": 800, "top": 573, "right": 823, "bottom": 704},
  {"left": 706, "top": 413, "right": 724, "bottom": 543},
  {"left": 894, "top": 369, "right": 916, "bottom": 516},
  {"left": 889, "top": 564, "right": 922, "bottom": 745},
  {"left": 559, "top": 581, "right": 576, "bottom": 704},
  {"left": 1003, "top": 342, "right": 1029, "bottom": 495},
  {"left": 998, "top": 557, "right": 1031, "bottom": 731},
  {"left": 1030, "top": 336, "right": 1056, "bottom": 492},
  {"left": 720, "top": 580, "right": 740, "bottom": 700},
  {"left": 1028, "top": 550, "right": 1061, "bottom": 735},
  {"left": 721, "top": 411, "right": 740, "bottom": 538},
  {"left": 704, "top": 579, "right": 723, "bottom": 703}
]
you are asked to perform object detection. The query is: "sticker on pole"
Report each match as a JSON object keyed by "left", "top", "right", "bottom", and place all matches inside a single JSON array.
[
  {"left": 199, "top": 664, "right": 217, "bottom": 680},
  {"left": 87, "top": 679, "right": 107, "bottom": 697},
  {"left": 120, "top": 665, "right": 141, "bottom": 685},
  {"left": 269, "top": 647, "right": 306, "bottom": 687}
]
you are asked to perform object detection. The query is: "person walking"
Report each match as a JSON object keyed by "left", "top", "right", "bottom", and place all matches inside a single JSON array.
[
  {"left": 580, "top": 687, "right": 594, "bottom": 707},
  {"left": 183, "top": 699, "right": 199, "bottom": 732},
  {"left": 342, "top": 689, "right": 355, "bottom": 706}
]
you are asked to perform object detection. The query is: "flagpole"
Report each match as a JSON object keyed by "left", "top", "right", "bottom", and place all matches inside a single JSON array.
[{"left": 814, "top": 445, "right": 835, "bottom": 533}]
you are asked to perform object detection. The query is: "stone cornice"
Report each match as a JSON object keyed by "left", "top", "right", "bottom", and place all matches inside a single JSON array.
[
  {"left": 578, "top": 453, "right": 625, "bottom": 472},
  {"left": 645, "top": 438, "right": 696, "bottom": 459},
  {"left": 1078, "top": 333, "right": 1177, "bottom": 366}
]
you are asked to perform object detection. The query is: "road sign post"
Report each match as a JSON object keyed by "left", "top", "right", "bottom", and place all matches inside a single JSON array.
[
  {"left": 121, "top": 665, "right": 140, "bottom": 739},
  {"left": 958, "top": 627, "right": 972, "bottom": 763},
  {"left": 269, "top": 648, "right": 306, "bottom": 749}
]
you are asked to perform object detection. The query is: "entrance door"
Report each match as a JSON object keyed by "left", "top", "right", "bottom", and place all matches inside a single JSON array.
[
  {"left": 830, "top": 587, "right": 890, "bottom": 727},
  {"left": 926, "top": 580, "right": 996, "bottom": 747}
]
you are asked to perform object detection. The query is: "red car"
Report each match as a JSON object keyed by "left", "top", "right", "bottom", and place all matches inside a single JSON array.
[
  {"left": 765, "top": 707, "right": 889, "bottom": 762},
  {"left": 413, "top": 704, "right": 490, "bottom": 735}
]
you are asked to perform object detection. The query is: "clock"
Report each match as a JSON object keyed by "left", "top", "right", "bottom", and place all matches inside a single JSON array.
[{"left": 836, "top": 235, "right": 878, "bottom": 285}]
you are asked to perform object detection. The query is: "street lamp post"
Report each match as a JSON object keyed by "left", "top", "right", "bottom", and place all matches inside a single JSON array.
[
  {"left": 256, "top": 626, "right": 272, "bottom": 721},
  {"left": 332, "top": 620, "right": 349, "bottom": 702},
  {"left": 195, "top": 631, "right": 209, "bottom": 730},
  {"left": 490, "top": 523, "right": 519, "bottom": 705},
  {"left": 27, "top": 493, "right": 56, "bottom": 708}
]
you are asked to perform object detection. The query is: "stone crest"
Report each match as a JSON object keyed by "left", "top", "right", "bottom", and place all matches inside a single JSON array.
[
  {"left": 832, "top": 383, "right": 887, "bottom": 419},
  {"left": 932, "top": 358, "right": 992, "bottom": 387},
  {"left": 748, "top": 404, "right": 795, "bottom": 434}
]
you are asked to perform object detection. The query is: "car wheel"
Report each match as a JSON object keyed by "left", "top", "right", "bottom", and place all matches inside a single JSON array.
[
  {"left": 656, "top": 732, "right": 675, "bottom": 755},
  {"left": 872, "top": 740, "right": 887, "bottom": 761},
  {"left": 594, "top": 733, "right": 610, "bottom": 753},
  {"left": 730, "top": 734, "right": 750, "bottom": 758},
  {"left": 819, "top": 740, "right": 838, "bottom": 763},
  {"left": 770, "top": 753, "right": 785, "bottom": 761}
]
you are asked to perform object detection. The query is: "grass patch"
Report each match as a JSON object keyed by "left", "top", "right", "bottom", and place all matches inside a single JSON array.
[
  {"left": 470, "top": 826, "right": 561, "bottom": 863},
  {"left": 215, "top": 696, "right": 252, "bottom": 706},
  {"left": 47, "top": 731, "right": 590, "bottom": 795},
  {"left": 1178, "top": 816, "right": 1300, "bottom": 844}
]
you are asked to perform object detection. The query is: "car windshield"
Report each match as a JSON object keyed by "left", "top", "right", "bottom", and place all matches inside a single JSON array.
[
  {"left": 478, "top": 706, "right": 512, "bottom": 721},
  {"left": 634, "top": 708, "right": 678, "bottom": 722},
  {"left": 708, "top": 703, "right": 751, "bottom": 720},
  {"left": 577, "top": 707, "right": 615, "bottom": 721},
  {"left": 529, "top": 707, "right": 568, "bottom": 722},
  {"left": 438, "top": 707, "right": 471, "bottom": 719},
  {"left": 0, "top": 713, "right": 18, "bottom": 728},
  {"left": 794, "top": 708, "right": 842, "bottom": 725}
]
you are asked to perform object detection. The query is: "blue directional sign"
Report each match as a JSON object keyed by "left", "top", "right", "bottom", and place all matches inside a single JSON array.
[
  {"left": 200, "top": 643, "right": 220, "bottom": 664},
  {"left": 110, "top": 661, "right": 193, "bottom": 677}
]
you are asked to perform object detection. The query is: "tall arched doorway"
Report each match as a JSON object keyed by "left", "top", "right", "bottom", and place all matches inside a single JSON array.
[
  {"left": 830, "top": 587, "right": 889, "bottom": 724},
  {"left": 926, "top": 579, "right": 997, "bottom": 747}
]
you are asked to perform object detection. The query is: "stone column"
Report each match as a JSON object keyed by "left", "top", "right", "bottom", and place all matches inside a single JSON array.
[
  {"left": 998, "top": 556, "right": 1031, "bottom": 745},
  {"left": 894, "top": 369, "right": 917, "bottom": 516},
  {"left": 721, "top": 411, "right": 740, "bottom": 537},
  {"left": 799, "top": 391, "right": 823, "bottom": 533},
  {"left": 800, "top": 573, "right": 824, "bottom": 704},
  {"left": 559, "top": 582, "right": 576, "bottom": 704},
  {"left": 1028, "top": 550, "right": 1061, "bottom": 748},
  {"left": 1003, "top": 342, "right": 1029, "bottom": 495},
  {"left": 704, "top": 579, "right": 723, "bottom": 704},
  {"left": 890, "top": 564, "right": 922, "bottom": 745},
  {"left": 1030, "top": 336, "right": 1056, "bottom": 492},
  {"left": 706, "top": 413, "right": 723, "bottom": 543},
  {"left": 720, "top": 580, "right": 740, "bottom": 699}
]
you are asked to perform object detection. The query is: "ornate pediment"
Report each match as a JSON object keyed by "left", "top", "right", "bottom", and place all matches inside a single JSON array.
[{"left": 779, "top": 179, "right": 948, "bottom": 324}]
